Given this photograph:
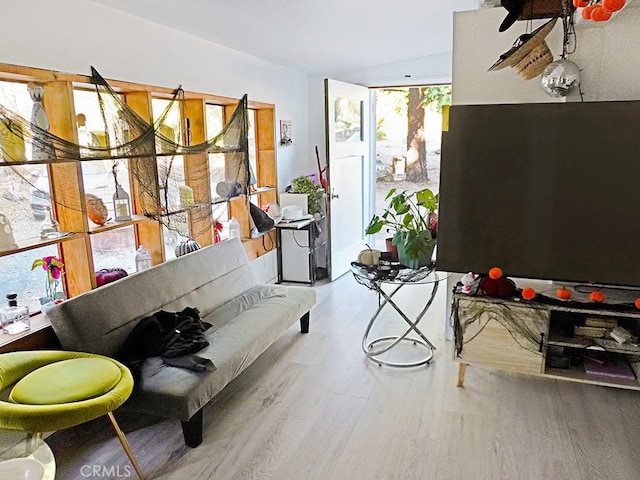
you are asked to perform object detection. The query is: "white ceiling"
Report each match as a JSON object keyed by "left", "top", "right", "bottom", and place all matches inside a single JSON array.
[{"left": 92, "top": 0, "right": 480, "bottom": 77}]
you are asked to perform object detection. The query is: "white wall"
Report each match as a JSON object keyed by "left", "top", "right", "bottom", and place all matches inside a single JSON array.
[
  {"left": 452, "top": 6, "right": 640, "bottom": 105},
  {"left": 452, "top": 8, "right": 564, "bottom": 105},
  {"left": 0, "top": 0, "right": 314, "bottom": 193},
  {"left": 570, "top": 6, "right": 640, "bottom": 101}
]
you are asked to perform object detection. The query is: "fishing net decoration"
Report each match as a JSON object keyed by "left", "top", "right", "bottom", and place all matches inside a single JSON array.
[{"left": 0, "top": 67, "right": 250, "bottom": 241}]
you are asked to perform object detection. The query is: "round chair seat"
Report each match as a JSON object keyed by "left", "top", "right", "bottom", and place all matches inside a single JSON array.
[
  {"left": 0, "top": 351, "right": 134, "bottom": 433},
  {"left": 10, "top": 358, "right": 122, "bottom": 405}
]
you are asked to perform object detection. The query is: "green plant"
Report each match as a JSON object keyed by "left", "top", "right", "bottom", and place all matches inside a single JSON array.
[
  {"left": 365, "top": 188, "right": 438, "bottom": 263},
  {"left": 290, "top": 175, "right": 324, "bottom": 214}
]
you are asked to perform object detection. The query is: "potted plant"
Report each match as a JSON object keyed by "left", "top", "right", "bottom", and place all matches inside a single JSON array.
[
  {"left": 365, "top": 188, "right": 438, "bottom": 269},
  {"left": 290, "top": 175, "right": 325, "bottom": 215}
]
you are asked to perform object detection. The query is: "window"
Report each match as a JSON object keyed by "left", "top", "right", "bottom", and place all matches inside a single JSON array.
[
  {"left": 0, "top": 63, "right": 277, "bottom": 345},
  {"left": 0, "top": 245, "right": 60, "bottom": 314}
]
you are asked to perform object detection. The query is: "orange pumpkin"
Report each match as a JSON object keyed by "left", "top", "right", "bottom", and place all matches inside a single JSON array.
[
  {"left": 556, "top": 287, "right": 572, "bottom": 300},
  {"left": 635, "top": 298, "right": 640, "bottom": 310},
  {"left": 573, "top": 0, "right": 589, "bottom": 6},
  {"left": 488, "top": 267, "right": 503, "bottom": 280},
  {"left": 589, "top": 291, "right": 605, "bottom": 303},
  {"left": 522, "top": 287, "right": 536, "bottom": 301}
]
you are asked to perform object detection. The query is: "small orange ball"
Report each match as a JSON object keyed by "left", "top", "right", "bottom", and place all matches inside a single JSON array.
[
  {"left": 589, "top": 291, "right": 605, "bottom": 303},
  {"left": 573, "top": 0, "right": 589, "bottom": 6},
  {"left": 556, "top": 288, "right": 572, "bottom": 300},
  {"left": 582, "top": 4, "right": 597, "bottom": 19},
  {"left": 591, "top": 6, "right": 612, "bottom": 21},
  {"left": 522, "top": 287, "right": 536, "bottom": 301},
  {"left": 488, "top": 267, "right": 503, "bottom": 280},
  {"left": 602, "top": 0, "right": 625, "bottom": 12},
  {"left": 634, "top": 298, "right": 640, "bottom": 309}
]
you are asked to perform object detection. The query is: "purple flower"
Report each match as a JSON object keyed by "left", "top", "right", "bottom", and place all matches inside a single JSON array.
[{"left": 31, "top": 255, "right": 65, "bottom": 301}]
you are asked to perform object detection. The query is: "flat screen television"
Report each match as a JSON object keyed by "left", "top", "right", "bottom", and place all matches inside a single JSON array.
[{"left": 436, "top": 100, "right": 640, "bottom": 288}]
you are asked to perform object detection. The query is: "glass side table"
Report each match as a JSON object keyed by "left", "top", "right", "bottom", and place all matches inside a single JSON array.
[{"left": 350, "top": 262, "right": 450, "bottom": 368}]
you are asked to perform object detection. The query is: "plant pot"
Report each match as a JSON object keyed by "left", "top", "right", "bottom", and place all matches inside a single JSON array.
[
  {"left": 396, "top": 241, "right": 436, "bottom": 270},
  {"left": 385, "top": 238, "right": 398, "bottom": 262}
]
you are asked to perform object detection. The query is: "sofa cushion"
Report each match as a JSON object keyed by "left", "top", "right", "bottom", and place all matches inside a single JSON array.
[{"left": 123, "top": 284, "right": 316, "bottom": 420}]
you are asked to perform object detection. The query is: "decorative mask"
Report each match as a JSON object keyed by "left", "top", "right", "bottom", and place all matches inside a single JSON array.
[{"left": 86, "top": 193, "right": 109, "bottom": 226}]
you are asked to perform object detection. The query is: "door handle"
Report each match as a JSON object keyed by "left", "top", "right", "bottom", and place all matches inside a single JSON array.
[{"left": 330, "top": 189, "right": 339, "bottom": 200}]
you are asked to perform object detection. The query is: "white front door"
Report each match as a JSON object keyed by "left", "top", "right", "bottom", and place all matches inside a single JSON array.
[{"left": 325, "top": 79, "right": 373, "bottom": 280}]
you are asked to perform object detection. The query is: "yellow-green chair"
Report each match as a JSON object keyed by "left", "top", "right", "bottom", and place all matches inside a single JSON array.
[{"left": 0, "top": 350, "right": 146, "bottom": 480}]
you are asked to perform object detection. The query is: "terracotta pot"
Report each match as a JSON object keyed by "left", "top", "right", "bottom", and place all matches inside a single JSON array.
[{"left": 385, "top": 238, "right": 398, "bottom": 262}]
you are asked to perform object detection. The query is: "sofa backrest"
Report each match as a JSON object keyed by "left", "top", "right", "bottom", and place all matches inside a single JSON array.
[{"left": 48, "top": 238, "right": 257, "bottom": 357}]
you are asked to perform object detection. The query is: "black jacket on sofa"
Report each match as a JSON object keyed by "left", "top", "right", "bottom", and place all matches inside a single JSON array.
[{"left": 118, "top": 306, "right": 213, "bottom": 381}]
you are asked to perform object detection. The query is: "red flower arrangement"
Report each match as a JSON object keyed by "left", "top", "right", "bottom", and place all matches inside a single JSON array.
[
  {"left": 31, "top": 255, "right": 64, "bottom": 303},
  {"left": 213, "top": 220, "right": 224, "bottom": 243}
]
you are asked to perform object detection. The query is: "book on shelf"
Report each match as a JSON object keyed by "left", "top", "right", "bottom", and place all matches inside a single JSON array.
[{"left": 583, "top": 357, "right": 636, "bottom": 380}]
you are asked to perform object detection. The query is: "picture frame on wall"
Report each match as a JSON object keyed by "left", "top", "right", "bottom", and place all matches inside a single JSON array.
[{"left": 280, "top": 120, "right": 292, "bottom": 145}]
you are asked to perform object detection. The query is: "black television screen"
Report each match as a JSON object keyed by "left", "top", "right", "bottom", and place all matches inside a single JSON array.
[{"left": 436, "top": 100, "right": 640, "bottom": 288}]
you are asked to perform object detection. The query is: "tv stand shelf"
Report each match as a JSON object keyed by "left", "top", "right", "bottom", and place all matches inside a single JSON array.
[{"left": 453, "top": 289, "right": 640, "bottom": 391}]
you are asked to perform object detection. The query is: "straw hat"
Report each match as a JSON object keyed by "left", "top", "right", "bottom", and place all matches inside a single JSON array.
[
  {"left": 488, "top": 17, "right": 557, "bottom": 77},
  {"left": 513, "top": 42, "right": 554, "bottom": 80}
]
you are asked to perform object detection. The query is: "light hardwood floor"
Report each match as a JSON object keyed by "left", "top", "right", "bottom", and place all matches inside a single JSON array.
[{"left": 48, "top": 275, "right": 640, "bottom": 479}]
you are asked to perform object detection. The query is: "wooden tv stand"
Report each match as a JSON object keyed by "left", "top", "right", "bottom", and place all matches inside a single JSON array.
[{"left": 453, "top": 288, "right": 640, "bottom": 391}]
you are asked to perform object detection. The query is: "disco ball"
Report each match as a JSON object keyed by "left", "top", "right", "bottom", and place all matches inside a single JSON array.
[{"left": 541, "top": 59, "right": 581, "bottom": 98}]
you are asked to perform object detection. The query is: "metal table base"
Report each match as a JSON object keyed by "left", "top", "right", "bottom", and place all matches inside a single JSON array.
[{"left": 361, "top": 276, "right": 441, "bottom": 368}]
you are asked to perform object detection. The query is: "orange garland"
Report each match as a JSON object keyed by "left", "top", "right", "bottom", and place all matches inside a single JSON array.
[{"left": 576, "top": 0, "right": 626, "bottom": 23}]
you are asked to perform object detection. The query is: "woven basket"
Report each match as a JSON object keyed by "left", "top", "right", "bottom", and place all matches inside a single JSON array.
[{"left": 514, "top": 42, "right": 553, "bottom": 80}]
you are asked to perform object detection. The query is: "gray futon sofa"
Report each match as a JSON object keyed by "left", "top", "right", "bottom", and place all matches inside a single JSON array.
[{"left": 47, "top": 238, "right": 316, "bottom": 447}]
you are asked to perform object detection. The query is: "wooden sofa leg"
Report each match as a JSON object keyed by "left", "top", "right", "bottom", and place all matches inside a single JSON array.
[
  {"left": 181, "top": 409, "right": 203, "bottom": 448},
  {"left": 300, "top": 312, "right": 310, "bottom": 334}
]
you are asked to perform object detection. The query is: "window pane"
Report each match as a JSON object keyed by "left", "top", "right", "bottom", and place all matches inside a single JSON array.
[
  {"left": 0, "top": 164, "right": 53, "bottom": 241},
  {"left": 73, "top": 89, "right": 109, "bottom": 149},
  {"left": 205, "top": 104, "right": 223, "bottom": 136},
  {"left": 0, "top": 81, "right": 54, "bottom": 241},
  {"left": 91, "top": 225, "right": 136, "bottom": 273},
  {"left": 334, "top": 97, "right": 362, "bottom": 142},
  {"left": 74, "top": 89, "right": 132, "bottom": 224},
  {"left": 0, "top": 80, "right": 33, "bottom": 161},
  {"left": 0, "top": 244, "right": 60, "bottom": 313}
]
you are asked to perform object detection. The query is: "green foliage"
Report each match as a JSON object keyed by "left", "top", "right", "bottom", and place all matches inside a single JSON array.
[
  {"left": 290, "top": 175, "right": 324, "bottom": 214},
  {"left": 376, "top": 118, "right": 386, "bottom": 141},
  {"left": 365, "top": 188, "right": 438, "bottom": 260},
  {"left": 421, "top": 85, "right": 451, "bottom": 113}
]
